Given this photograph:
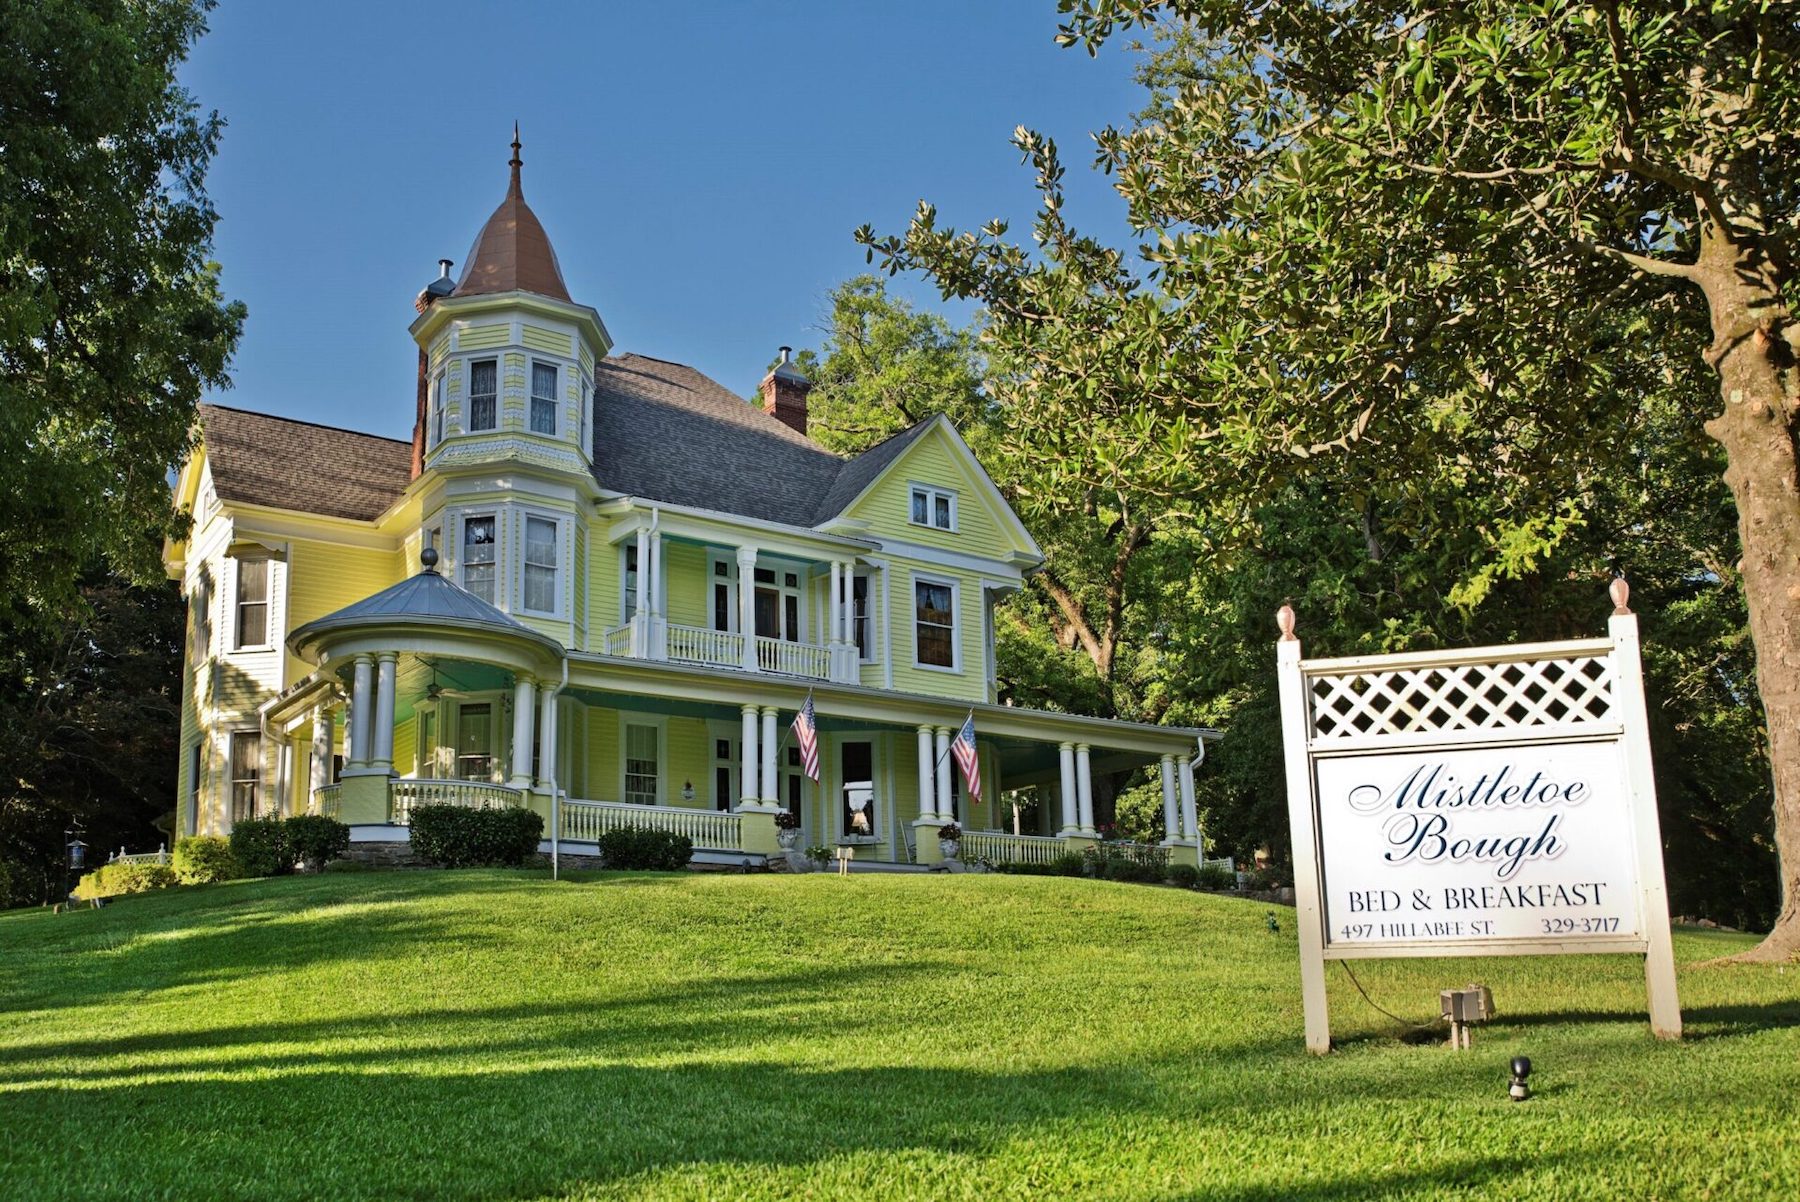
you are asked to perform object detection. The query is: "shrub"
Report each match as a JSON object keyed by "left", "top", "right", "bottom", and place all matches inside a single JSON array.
[
  {"left": 230, "top": 817, "right": 294, "bottom": 877},
  {"left": 992, "top": 853, "right": 1087, "bottom": 877},
  {"left": 285, "top": 815, "right": 350, "bottom": 870},
  {"left": 1167, "top": 863, "right": 1199, "bottom": 889},
  {"left": 409, "top": 804, "right": 544, "bottom": 868},
  {"left": 74, "top": 862, "right": 177, "bottom": 900},
  {"left": 1197, "top": 864, "right": 1236, "bottom": 890},
  {"left": 774, "top": 810, "right": 801, "bottom": 830},
  {"left": 596, "top": 825, "right": 693, "bottom": 871},
  {"left": 173, "top": 836, "right": 239, "bottom": 884}
]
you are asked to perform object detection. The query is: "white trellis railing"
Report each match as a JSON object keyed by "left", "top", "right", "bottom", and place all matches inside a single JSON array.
[
  {"left": 667, "top": 623, "right": 745, "bottom": 669},
  {"left": 959, "top": 831, "right": 1068, "bottom": 866},
  {"left": 1099, "top": 841, "right": 1172, "bottom": 870},
  {"left": 757, "top": 637, "right": 831, "bottom": 680},
  {"left": 107, "top": 844, "right": 170, "bottom": 867},
  {"left": 602, "top": 623, "right": 634, "bottom": 657},
  {"left": 389, "top": 779, "right": 525, "bottom": 825},
  {"left": 311, "top": 784, "right": 342, "bottom": 818},
  {"left": 561, "top": 798, "right": 743, "bottom": 850}
]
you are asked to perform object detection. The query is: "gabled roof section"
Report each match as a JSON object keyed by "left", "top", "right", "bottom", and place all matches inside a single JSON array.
[
  {"left": 810, "top": 421, "right": 936, "bottom": 521},
  {"left": 592, "top": 354, "right": 845, "bottom": 525},
  {"left": 199, "top": 404, "right": 411, "bottom": 522}
]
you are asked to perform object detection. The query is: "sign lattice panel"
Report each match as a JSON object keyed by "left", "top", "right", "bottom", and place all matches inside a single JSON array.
[{"left": 1308, "top": 656, "right": 1615, "bottom": 740}]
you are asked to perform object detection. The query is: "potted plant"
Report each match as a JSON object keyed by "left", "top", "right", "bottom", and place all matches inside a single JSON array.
[
  {"left": 802, "top": 845, "right": 832, "bottom": 873},
  {"left": 774, "top": 810, "right": 803, "bottom": 851},
  {"left": 937, "top": 822, "right": 962, "bottom": 862}
]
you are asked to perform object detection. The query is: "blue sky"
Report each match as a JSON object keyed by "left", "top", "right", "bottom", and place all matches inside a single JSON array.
[{"left": 181, "top": 1, "right": 1147, "bottom": 437}]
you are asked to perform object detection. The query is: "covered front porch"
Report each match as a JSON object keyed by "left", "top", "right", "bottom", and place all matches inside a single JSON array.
[{"left": 274, "top": 558, "right": 1212, "bottom": 868}]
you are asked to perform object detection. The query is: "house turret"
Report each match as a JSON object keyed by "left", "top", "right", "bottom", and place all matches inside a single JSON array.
[{"left": 408, "top": 127, "right": 611, "bottom": 480}]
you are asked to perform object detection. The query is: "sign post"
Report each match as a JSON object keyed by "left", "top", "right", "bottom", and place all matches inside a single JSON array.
[{"left": 1277, "top": 579, "right": 1680, "bottom": 1053}]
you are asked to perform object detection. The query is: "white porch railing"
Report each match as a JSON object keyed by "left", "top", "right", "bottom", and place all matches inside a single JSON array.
[
  {"left": 757, "top": 636, "right": 831, "bottom": 680},
  {"left": 1102, "top": 841, "right": 1172, "bottom": 870},
  {"left": 107, "top": 845, "right": 170, "bottom": 867},
  {"left": 603, "top": 623, "right": 634, "bottom": 656},
  {"left": 561, "top": 798, "right": 743, "bottom": 850},
  {"left": 960, "top": 831, "right": 1068, "bottom": 866},
  {"left": 667, "top": 623, "right": 745, "bottom": 669},
  {"left": 390, "top": 779, "right": 525, "bottom": 825},
  {"left": 311, "top": 784, "right": 342, "bottom": 818}
]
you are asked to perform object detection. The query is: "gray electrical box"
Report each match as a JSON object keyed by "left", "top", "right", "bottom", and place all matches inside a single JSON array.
[{"left": 1440, "top": 984, "right": 1495, "bottom": 1048}]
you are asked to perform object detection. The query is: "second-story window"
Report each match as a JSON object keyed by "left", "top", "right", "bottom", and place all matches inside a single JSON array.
[
  {"left": 530, "top": 362, "right": 557, "bottom": 435},
  {"left": 852, "top": 573, "right": 872, "bottom": 661},
  {"left": 914, "top": 578, "right": 957, "bottom": 669},
  {"left": 234, "top": 558, "right": 269, "bottom": 649},
  {"left": 462, "top": 516, "right": 496, "bottom": 604},
  {"left": 523, "top": 516, "right": 558, "bottom": 613},
  {"left": 191, "top": 567, "right": 212, "bottom": 663},
  {"left": 910, "top": 486, "right": 957, "bottom": 531},
  {"left": 623, "top": 544, "right": 639, "bottom": 620},
  {"left": 469, "top": 359, "right": 498, "bottom": 431},
  {"left": 431, "top": 372, "right": 446, "bottom": 445}
]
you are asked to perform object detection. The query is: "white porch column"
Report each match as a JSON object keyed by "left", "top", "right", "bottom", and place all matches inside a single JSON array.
[
  {"left": 348, "top": 654, "right": 374, "bottom": 768},
  {"left": 539, "top": 686, "right": 559, "bottom": 794},
  {"left": 737, "top": 547, "right": 759, "bottom": 671},
  {"left": 829, "top": 561, "right": 842, "bottom": 644},
  {"left": 372, "top": 652, "right": 398, "bottom": 775},
  {"left": 509, "top": 676, "right": 537, "bottom": 790},
  {"left": 739, "top": 704, "right": 760, "bottom": 807},
  {"left": 1179, "top": 755, "right": 1199, "bottom": 845},
  {"left": 1057, "top": 742, "right": 1079, "bottom": 836},
  {"left": 1075, "top": 743, "right": 1096, "bottom": 834},
  {"left": 1159, "top": 755, "right": 1179, "bottom": 844},
  {"left": 934, "top": 727, "right": 953, "bottom": 820},
  {"left": 310, "top": 704, "right": 333, "bottom": 794},
  {"left": 633, "top": 526, "right": 650, "bottom": 655},
  {"left": 916, "top": 725, "right": 935, "bottom": 820},
  {"left": 761, "top": 706, "right": 779, "bottom": 804}
]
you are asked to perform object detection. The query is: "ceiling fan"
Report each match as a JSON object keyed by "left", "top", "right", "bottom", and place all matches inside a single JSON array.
[{"left": 422, "top": 659, "right": 481, "bottom": 700}]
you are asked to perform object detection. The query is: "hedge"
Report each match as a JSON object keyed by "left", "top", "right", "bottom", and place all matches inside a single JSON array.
[
  {"left": 173, "top": 836, "right": 239, "bottom": 884},
  {"left": 596, "top": 826, "right": 692, "bottom": 871},
  {"left": 74, "top": 862, "right": 177, "bottom": 901},
  {"left": 409, "top": 804, "right": 543, "bottom": 868},
  {"left": 230, "top": 818, "right": 295, "bottom": 878}
]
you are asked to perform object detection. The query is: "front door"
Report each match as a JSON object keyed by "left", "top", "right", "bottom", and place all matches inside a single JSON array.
[
  {"left": 456, "top": 703, "right": 493, "bottom": 781},
  {"left": 753, "top": 565, "right": 802, "bottom": 642},
  {"left": 711, "top": 734, "right": 737, "bottom": 811},
  {"left": 840, "top": 739, "right": 875, "bottom": 841}
]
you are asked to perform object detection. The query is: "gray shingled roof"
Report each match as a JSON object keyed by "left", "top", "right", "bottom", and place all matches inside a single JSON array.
[
  {"left": 201, "top": 404, "right": 412, "bottom": 522},
  {"left": 593, "top": 354, "right": 852, "bottom": 525},
  {"left": 201, "top": 356, "right": 941, "bottom": 530}
]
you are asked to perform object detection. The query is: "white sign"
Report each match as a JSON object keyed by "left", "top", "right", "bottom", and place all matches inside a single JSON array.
[
  {"left": 1315, "top": 742, "right": 1641, "bottom": 947},
  {"left": 1274, "top": 589, "right": 1680, "bottom": 1053}
]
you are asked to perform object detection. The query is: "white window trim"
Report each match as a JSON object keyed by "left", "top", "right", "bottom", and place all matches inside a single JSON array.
[
  {"left": 529, "top": 359, "right": 559, "bottom": 436},
  {"left": 518, "top": 509, "right": 564, "bottom": 617},
  {"left": 910, "top": 571, "right": 962, "bottom": 674},
  {"left": 460, "top": 513, "right": 499, "bottom": 605},
  {"left": 708, "top": 549, "right": 740, "bottom": 633},
  {"left": 467, "top": 356, "right": 499, "bottom": 432},
  {"left": 909, "top": 482, "right": 958, "bottom": 533},
  {"left": 230, "top": 556, "right": 274, "bottom": 653},
  {"left": 227, "top": 727, "right": 263, "bottom": 825},
  {"left": 834, "top": 734, "right": 882, "bottom": 845},
  {"left": 618, "top": 712, "right": 669, "bottom": 806}
]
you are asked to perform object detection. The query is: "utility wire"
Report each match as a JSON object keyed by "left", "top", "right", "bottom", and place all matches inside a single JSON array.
[{"left": 1337, "top": 961, "right": 1445, "bottom": 1034}]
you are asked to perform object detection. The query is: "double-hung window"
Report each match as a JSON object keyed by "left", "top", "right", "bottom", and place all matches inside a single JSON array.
[
  {"left": 468, "top": 359, "right": 498, "bottom": 431},
  {"left": 624, "top": 723, "right": 659, "bottom": 806},
  {"left": 431, "top": 372, "right": 447, "bottom": 445},
  {"left": 234, "top": 558, "right": 269, "bottom": 649},
  {"left": 623, "top": 545, "right": 639, "bottom": 620},
  {"left": 462, "top": 516, "right": 497, "bottom": 604},
  {"left": 910, "top": 485, "right": 956, "bottom": 531},
  {"left": 852, "top": 573, "right": 873, "bottom": 661},
  {"left": 530, "top": 362, "right": 557, "bottom": 435},
  {"left": 523, "top": 516, "right": 558, "bottom": 613},
  {"left": 914, "top": 578, "right": 957, "bottom": 669},
  {"left": 229, "top": 731, "right": 261, "bottom": 822}
]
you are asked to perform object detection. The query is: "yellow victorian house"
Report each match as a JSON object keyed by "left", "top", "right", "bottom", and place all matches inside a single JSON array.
[{"left": 166, "top": 137, "right": 1212, "bottom": 868}]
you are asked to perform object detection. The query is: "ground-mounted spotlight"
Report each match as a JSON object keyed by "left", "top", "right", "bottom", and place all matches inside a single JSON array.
[{"left": 1510, "top": 1056, "right": 1533, "bottom": 1101}]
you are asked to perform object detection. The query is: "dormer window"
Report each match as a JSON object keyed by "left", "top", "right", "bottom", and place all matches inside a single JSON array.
[
  {"left": 530, "top": 362, "right": 557, "bottom": 435},
  {"left": 469, "top": 359, "right": 498, "bottom": 432},
  {"left": 910, "top": 485, "right": 956, "bottom": 532}
]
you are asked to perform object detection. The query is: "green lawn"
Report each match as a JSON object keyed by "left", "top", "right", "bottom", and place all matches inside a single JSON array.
[{"left": 1, "top": 872, "right": 1795, "bottom": 1201}]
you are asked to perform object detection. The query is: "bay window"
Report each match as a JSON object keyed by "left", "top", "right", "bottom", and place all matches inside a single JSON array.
[
  {"left": 523, "top": 516, "right": 558, "bottom": 613},
  {"left": 462, "top": 516, "right": 496, "bottom": 604},
  {"left": 530, "top": 362, "right": 557, "bottom": 435},
  {"left": 468, "top": 359, "right": 498, "bottom": 431}
]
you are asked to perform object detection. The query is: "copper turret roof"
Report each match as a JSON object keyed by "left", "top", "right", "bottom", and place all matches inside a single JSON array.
[{"left": 454, "top": 126, "right": 572, "bottom": 303}]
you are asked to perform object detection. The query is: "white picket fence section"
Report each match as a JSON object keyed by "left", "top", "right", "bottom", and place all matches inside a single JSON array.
[
  {"left": 1101, "top": 841, "right": 1172, "bottom": 870},
  {"left": 959, "top": 831, "right": 1068, "bottom": 866},
  {"left": 667, "top": 623, "right": 745, "bottom": 669},
  {"left": 108, "top": 845, "right": 170, "bottom": 867},
  {"left": 561, "top": 798, "right": 743, "bottom": 850},
  {"left": 389, "top": 779, "right": 524, "bottom": 825},
  {"left": 756, "top": 636, "right": 831, "bottom": 680},
  {"left": 310, "top": 784, "right": 342, "bottom": 819}
]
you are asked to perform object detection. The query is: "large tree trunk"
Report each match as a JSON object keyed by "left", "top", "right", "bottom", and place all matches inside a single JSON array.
[{"left": 1697, "top": 236, "right": 1800, "bottom": 962}]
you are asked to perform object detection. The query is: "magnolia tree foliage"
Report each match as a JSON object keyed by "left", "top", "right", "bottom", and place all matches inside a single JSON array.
[
  {"left": 860, "top": 2, "right": 1797, "bottom": 951},
  {"left": 0, "top": 0, "right": 243, "bottom": 621}
]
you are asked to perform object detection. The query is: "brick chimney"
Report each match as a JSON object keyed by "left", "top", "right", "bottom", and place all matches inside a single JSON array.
[
  {"left": 760, "top": 346, "right": 812, "bottom": 435},
  {"left": 411, "top": 259, "right": 456, "bottom": 478}
]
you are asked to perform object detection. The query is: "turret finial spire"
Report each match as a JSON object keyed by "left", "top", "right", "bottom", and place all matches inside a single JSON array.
[{"left": 509, "top": 122, "right": 523, "bottom": 194}]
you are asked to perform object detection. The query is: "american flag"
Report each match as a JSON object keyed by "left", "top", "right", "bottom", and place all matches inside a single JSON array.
[
  {"left": 952, "top": 712, "right": 981, "bottom": 802},
  {"left": 793, "top": 693, "right": 820, "bottom": 782}
]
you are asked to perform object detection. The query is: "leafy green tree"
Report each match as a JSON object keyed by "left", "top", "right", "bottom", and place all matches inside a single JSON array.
[
  {"left": 0, "top": 0, "right": 243, "bottom": 623},
  {"left": 863, "top": 2, "right": 1800, "bottom": 958}
]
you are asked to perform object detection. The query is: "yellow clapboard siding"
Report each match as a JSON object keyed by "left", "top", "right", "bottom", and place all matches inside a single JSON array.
[
  {"left": 522, "top": 324, "right": 572, "bottom": 356},
  {"left": 459, "top": 323, "right": 510, "bottom": 351},
  {"left": 285, "top": 539, "right": 402, "bottom": 683}
]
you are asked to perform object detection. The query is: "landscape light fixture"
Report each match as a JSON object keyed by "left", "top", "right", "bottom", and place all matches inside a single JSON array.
[
  {"left": 1509, "top": 1056, "right": 1533, "bottom": 1102},
  {"left": 1439, "top": 983, "right": 1495, "bottom": 1050}
]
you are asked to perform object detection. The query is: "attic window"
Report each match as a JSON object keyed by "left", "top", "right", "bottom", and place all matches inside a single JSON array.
[{"left": 910, "top": 485, "right": 956, "bottom": 532}]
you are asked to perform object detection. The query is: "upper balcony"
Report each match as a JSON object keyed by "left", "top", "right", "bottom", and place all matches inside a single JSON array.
[{"left": 603, "top": 614, "right": 849, "bottom": 682}]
